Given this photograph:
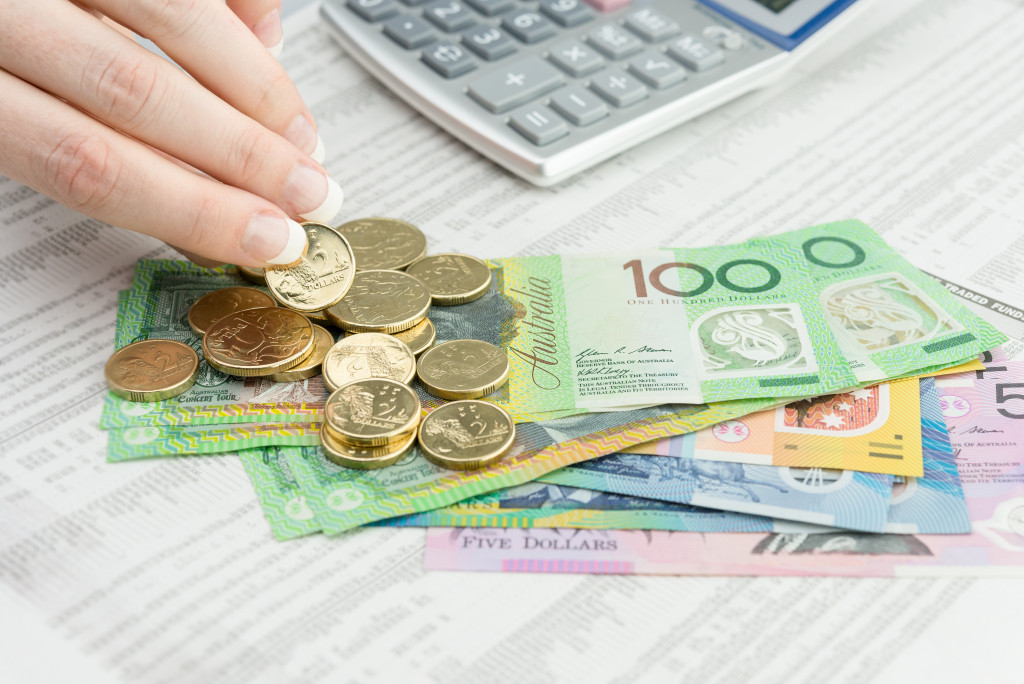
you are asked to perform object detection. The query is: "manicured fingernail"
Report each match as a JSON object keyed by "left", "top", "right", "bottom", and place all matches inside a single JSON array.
[
  {"left": 283, "top": 113, "right": 317, "bottom": 155},
  {"left": 286, "top": 164, "right": 344, "bottom": 224},
  {"left": 252, "top": 9, "right": 283, "bottom": 52},
  {"left": 268, "top": 38, "right": 283, "bottom": 59},
  {"left": 311, "top": 135, "right": 325, "bottom": 164},
  {"left": 242, "top": 212, "right": 307, "bottom": 265}
]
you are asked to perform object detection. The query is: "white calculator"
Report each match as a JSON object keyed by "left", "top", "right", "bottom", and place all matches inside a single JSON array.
[{"left": 320, "top": 0, "right": 875, "bottom": 186}]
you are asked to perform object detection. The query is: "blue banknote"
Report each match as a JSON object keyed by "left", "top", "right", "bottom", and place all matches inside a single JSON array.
[
  {"left": 538, "top": 439, "right": 895, "bottom": 533},
  {"left": 883, "top": 378, "right": 970, "bottom": 534}
]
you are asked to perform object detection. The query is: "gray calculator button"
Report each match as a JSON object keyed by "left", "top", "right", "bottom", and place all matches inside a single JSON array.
[
  {"left": 384, "top": 15, "right": 436, "bottom": 48},
  {"left": 627, "top": 51, "right": 686, "bottom": 88},
  {"left": 502, "top": 11, "right": 557, "bottom": 43},
  {"left": 667, "top": 35, "right": 724, "bottom": 71},
  {"left": 398, "top": 0, "right": 431, "bottom": 5},
  {"left": 348, "top": 0, "right": 400, "bottom": 21},
  {"left": 548, "top": 40, "right": 604, "bottom": 77},
  {"left": 422, "top": 42, "right": 477, "bottom": 77},
  {"left": 589, "top": 69, "right": 648, "bottom": 107},
  {"left": 509, "top": 105, "right": 569, "bottom": 146},
  {"left": 623, "top": 8, "right": 680, "bottom": 42},
  {"left": 550, "top": 86, "right": 608, "bottom": 126},
  {"left": 467, "top": 57, "right": 564, "bottom": 112},
  {"left": 423, "top": 0, "right": 476, "bottom": 32},
  {"left": 463, "top": 26, "right": 517, "bottom": 60},
  {"left": 464, "top": 0, "right": 513, "bottom": 15},
  {"left": 586, "top": 24, "right": 643, "bottom": 59},
  {"left": 539, "top": 0, "right": 594, "bottom": 27}
]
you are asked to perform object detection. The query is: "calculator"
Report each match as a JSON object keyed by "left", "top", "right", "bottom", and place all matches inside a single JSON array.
[{"left": 320, "top": 0, "right": 876, "bottom": 186}]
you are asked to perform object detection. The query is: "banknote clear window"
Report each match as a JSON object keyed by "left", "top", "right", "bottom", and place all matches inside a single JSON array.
[
  {"left": 692, "top": 304, "right": 816, "bottom": 379},
  {"left": 821, "top": 272, "right": 962, "bottom": 354}
]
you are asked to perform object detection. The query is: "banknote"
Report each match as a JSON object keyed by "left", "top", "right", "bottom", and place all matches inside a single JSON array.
[
  {"left": 487, "top": 220, "right": 1003, "bottom": 412},
  {"left": 378, "top": 482, "right": 776, "bottom": 532},
  {"left": 424, "top": 355, "right": 1023, "bottom": 576},
  {"left": 623, "top": 378, "right": 923, "bottom": 476},
  {"left": 538, "top": 443, "right": 894, "bottom": 532},
  {"left": 106, "top": 423, "right": 322, "bottom": 461},
  {"left": 282, "top": 398, "right": 776, "bottom": 533},
  {"left": 102, "top": 261, "right": 330, "bottom": 429},
  {"left": 238, "top": 448, "right": 321, "bottom": 540}
]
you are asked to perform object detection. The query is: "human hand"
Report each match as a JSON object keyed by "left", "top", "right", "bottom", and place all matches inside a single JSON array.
[{"left": 0, "top": 0, "right": 343, "bottom": 267}]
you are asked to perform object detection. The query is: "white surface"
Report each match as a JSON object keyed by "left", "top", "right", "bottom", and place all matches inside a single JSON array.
[{"left": 3, "top": 0, "right": 1024, "bottom": 682}]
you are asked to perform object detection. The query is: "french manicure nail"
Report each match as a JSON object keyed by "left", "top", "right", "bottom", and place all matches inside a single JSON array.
[
  {"left": 242, "top": 212, "right": 307, "bottom": 265},
  {"left": 252, "top": 9, "right": 283, "bottom": 52},
  {"left": 285, "top": 164, "right": 344, "bottom": 224},
  {"left": 312, "top": 134, "right": 325, "bottom": 164},
  {"left": 283, "top": 113, "right": 317, "bottom": 155}
]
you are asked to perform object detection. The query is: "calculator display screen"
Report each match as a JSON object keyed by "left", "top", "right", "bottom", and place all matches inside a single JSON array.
[
  {"left": 700, "top": 0, "right": 860, "bottom": 47},
  {"left": 752, "top": 0, "right": 800, "bottom": 12}
]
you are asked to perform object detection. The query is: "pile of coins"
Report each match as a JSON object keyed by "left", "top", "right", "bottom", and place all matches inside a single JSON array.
[{"left": 105, "top": 217, "right": 517, "bottom": 471}]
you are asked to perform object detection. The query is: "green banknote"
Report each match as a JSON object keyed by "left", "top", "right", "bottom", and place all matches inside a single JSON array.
[
  {"left": 102, "top": 261, "right": 331, "bottom": 429},
  {"left": 772, "top": 222, "right": 1005, "bottom": 383},
  {"left": 239, "top": 448, "right": 321, "bottom": 540},
  {"left": 107, "top": 423, "right": 322, "bottom": 461},
  {"left": 487, "top": 220, "right": 1003, "bottom": 413},
  {"left": 103, "top": 221, "right": 1002, "bottom": 432},
  {"left": 282, "top": 397, "right": 777, "bottom": 534},
  {"left": 374, "top": 482, "right": 776, "bottom": 532}
]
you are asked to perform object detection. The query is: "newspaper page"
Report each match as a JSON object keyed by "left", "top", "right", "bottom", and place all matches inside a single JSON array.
[{"left": 2, "top": 0, "right": 1023, "bottom": 682}]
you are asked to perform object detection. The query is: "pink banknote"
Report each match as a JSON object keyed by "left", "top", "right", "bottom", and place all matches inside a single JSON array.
[{"left": 424, "top": 351, "right": 1024, "bottom": 576}]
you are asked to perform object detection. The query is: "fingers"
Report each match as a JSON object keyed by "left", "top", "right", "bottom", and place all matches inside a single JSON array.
[
  {"left": 0, "top": 0, "right": 341, "bottom": 223},
  {"left": 0, "top": 68, "right": 307, "bottom": 267},
  {"left": 88, "top": 0, "right": 323, "bottom": 160},
  {"left": 226, "top": 0, "right": 284, "bottom": 57}
]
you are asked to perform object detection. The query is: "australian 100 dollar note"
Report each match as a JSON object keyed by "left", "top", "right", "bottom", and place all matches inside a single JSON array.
[
  {"left": 107, "top": 423, "right": 322, "bottom": 462},
  {"left": 488, "top": 220, "right": 1004, "bottom": 413},
  {"left": 238, "top": 447, "right": 321, "bottom": 541}
]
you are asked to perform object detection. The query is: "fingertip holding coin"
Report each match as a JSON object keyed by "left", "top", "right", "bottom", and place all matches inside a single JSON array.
[{"left": 297, "top": 175, "right": 345, "bottom": 224}]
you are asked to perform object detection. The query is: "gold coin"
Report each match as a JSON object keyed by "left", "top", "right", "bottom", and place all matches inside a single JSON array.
[
  {"left": 416, "top": 339, "right": 509, "bottom": 400},
  {"left": 321, "top": 425, "right": 418, "bottom": 470},
  {"left": 237, "top": 265, "right": 266, "bottom": 285},
  {"left": 323, "top": 379, "right": 421, "bottom": 446},
  {"left": 325, "top": 269, "right": 431, "bottom": 333},
  {"left": 322, "top": 333, "right": 416, "bottom": 392},
  {"left": 418, "top": 400, "right": 515, "bottom": 470},
  {"left": 405, "top": 253, "right": 491, "bottom": 305},
  {"left": 303, "top": 308, "right": 331, "bottom": 325},
  {"left": 390, "top": 317, "right": 435, "bottom": 356},
  {"left": 268, "top": 324, "right": 334, "bottom": 382},
  {"left": 347, "top": 318, "right": 435, "bottom": 356},
  {"left": 334, "top": 217, "right": 427, "bottom": 271},
  {"left": 265, "top": 222, "right": 355, "bottom": 312},
  {"left": 203, "top": 307, "right": 314, "bottom": 377},
  {"left": 105, "top": 339, "right": 200, "bottom": 402},
  {"left": 187, "top": 287, "right": 277, "bottom": 336}
]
